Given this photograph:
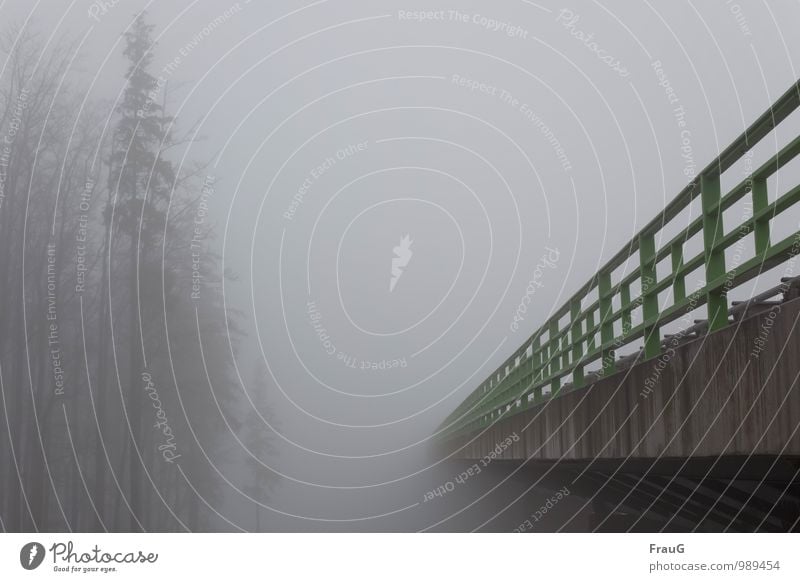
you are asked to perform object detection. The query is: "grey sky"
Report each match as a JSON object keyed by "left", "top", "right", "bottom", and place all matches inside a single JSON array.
[{"left": 6, "top": 0, "right": 800, "bottom": 530}]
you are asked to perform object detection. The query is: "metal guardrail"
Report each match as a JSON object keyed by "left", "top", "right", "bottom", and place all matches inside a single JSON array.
[{"left": 440, "top": 79, "right": 800, "bottom": 441}]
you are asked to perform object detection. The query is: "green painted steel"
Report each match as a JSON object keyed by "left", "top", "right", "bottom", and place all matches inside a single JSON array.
[{"left": 439, "top": 80, "right": 800, "bottom": 441}]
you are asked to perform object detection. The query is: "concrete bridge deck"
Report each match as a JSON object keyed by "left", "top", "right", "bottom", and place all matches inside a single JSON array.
[{"left": 445, "top": 292, "right": 800, "bottom": 464}]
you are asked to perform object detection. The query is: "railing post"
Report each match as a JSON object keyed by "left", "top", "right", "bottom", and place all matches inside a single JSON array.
[
  {"left": 640, "top": 231, "right": 660, "bottom": 358},
  {"left": 671, "top": 242, "right": 686, "bottom": 304},
  {"left": 599, "top": 272, "right": 615, "bottom": 375},
  {"left": 531, "top": 334, "right": 542, "bottom": 400},
  {"left": 620, "top": 283, "right": 632, "bottom": 337},
  {"left": 586, "top": 309, "right": 595, "bottom": 353},
  {"left": 570, "top": 298, "right": 584, "bottom": 388},
  {"left": 549, "top": 319, "right": 560, "bottom": 393},
  {"left": 701, "top": 172, "right": 729, "bottom": 331},
  {"left": 542, "top": 331, "right": 550, "bottom": 391},
  {"left": 509, "top": 356, "right": 520, "bottom": 396},
  {"left": 752, "top": 176, "right": 771, "bottom": 256}
]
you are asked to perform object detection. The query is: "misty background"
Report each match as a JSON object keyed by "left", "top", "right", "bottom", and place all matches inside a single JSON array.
[{"left": 1, "top": 0, "right": 799, "bottom": 532}]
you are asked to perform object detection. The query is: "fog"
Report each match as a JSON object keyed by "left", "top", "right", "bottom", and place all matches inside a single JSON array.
[{"left": 1, "top": 0, "right": 799, "bottom": 532}]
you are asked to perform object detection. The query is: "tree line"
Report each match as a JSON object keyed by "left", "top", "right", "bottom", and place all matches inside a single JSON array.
[{"left": 0, "top": 14, "right": 273, "bottom": 532}]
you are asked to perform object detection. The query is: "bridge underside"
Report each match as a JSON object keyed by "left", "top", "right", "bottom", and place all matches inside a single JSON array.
[
  {"left": 466, "top": 456, "right": 800, "bottom": 531},
  {"left": 442, "top": 295, "right": 800, "bottom": 530}
]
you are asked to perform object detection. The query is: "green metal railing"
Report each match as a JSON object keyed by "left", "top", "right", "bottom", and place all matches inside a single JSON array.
[{"left": 440, "top": 80, "right": 800, "bottom": 441}]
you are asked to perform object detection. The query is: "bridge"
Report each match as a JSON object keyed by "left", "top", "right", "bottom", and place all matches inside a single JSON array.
[{"left": 437, "top": 80, "right": 800, "bottom": 531}]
